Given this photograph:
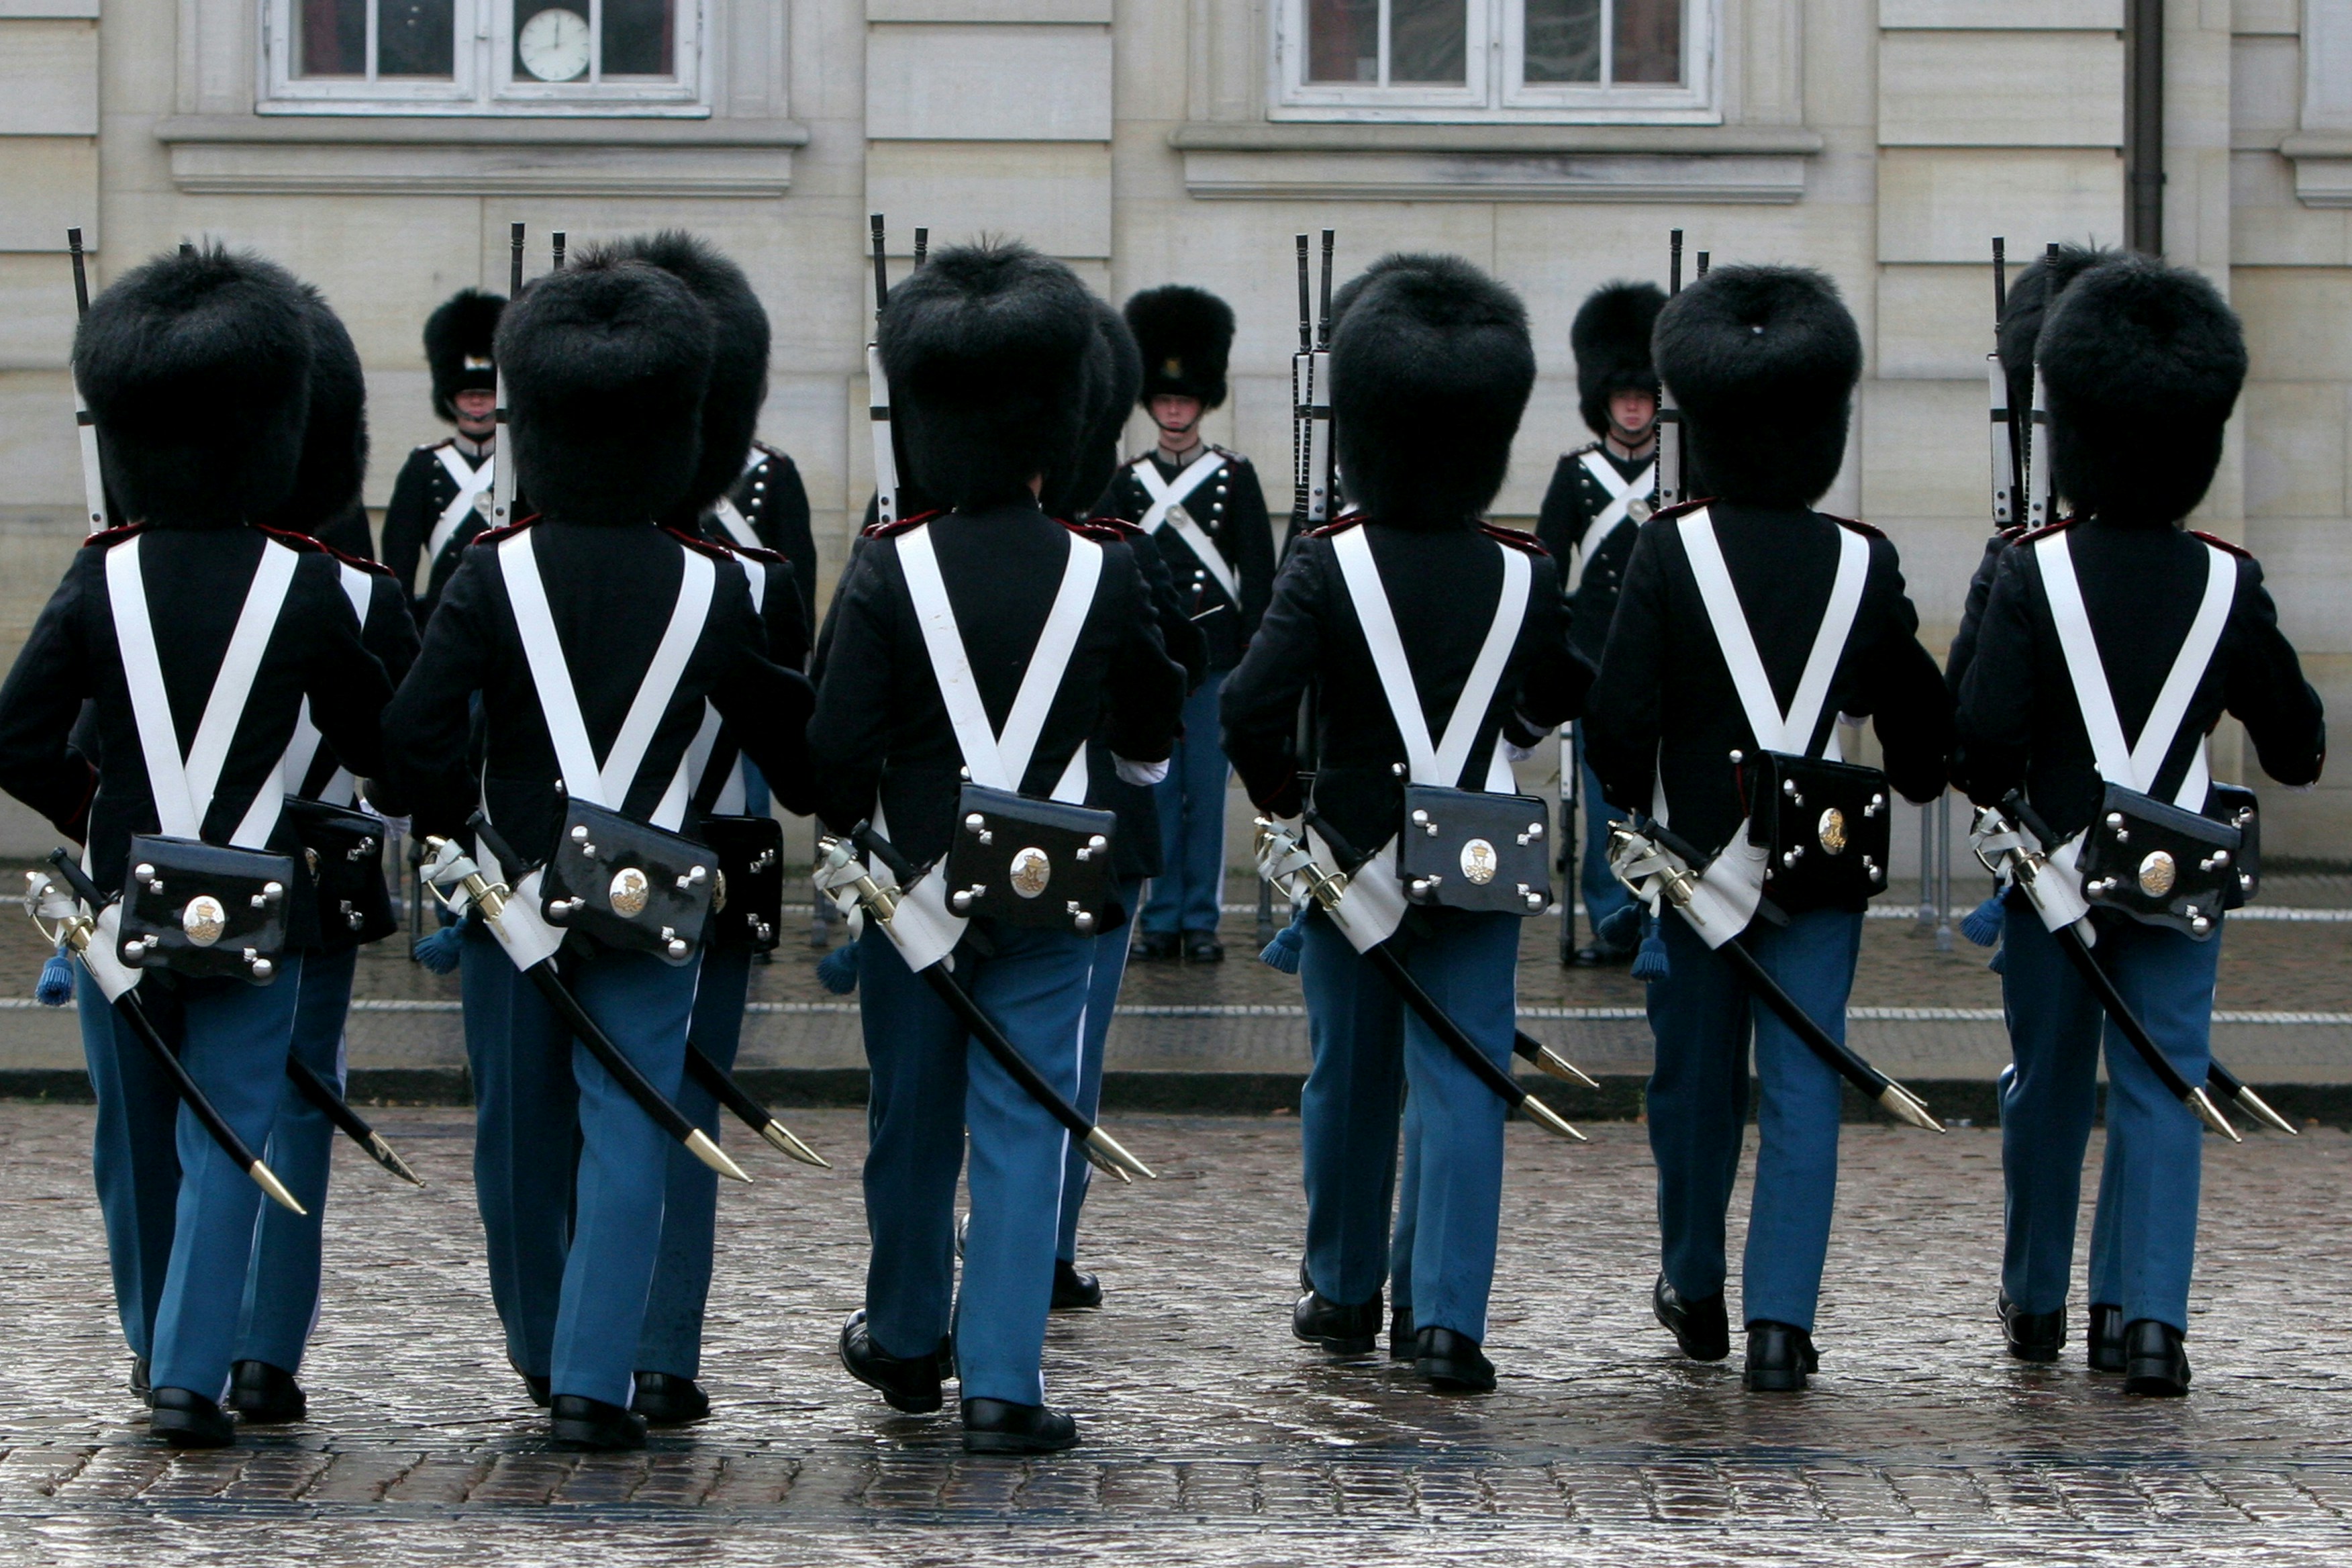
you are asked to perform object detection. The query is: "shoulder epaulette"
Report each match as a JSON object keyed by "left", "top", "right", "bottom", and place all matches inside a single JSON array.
[
  {"left": 2014, "top": 517, "right": 2077, "bottom": 546},
  {"left": 861, "top": 507, "right": 943, "bottom": 541},
  {"left": 2189, "top": 529, "right": 2253, "bottom": 561},
  {"left": 1481, "top": 522, "right": 1551, "bottom": 557},
  {"left": 1089, "top": 515, "right": 1146, "bottom": 539},
  {"left": 80, "top": 522, "right": 145, "bottom": 550},
  {"left": 1210, "top": 444, "right": 1250, "bottom": 467},
  {"left": 320, "top": 540, "right": 395, "bottom": 577},
  {"left": 1567, "top": 440, "right": 1604, "bottom": 460},
  {"left": 469, "top": 517, "right": 540, "bottom": 550},
  {"left": 252, "top": 524, "right": 328, "bottom": 554},
  {"left": 1307, "top": 513, "right": 1369, "bottom": 539},
  {"left": 418, "top": 437, "right": 455, "bottom": 454},
  {"left": 1062, "top": 518, "right": 1126, "bottom": 544},
  {"left": 1824, "top": 514, "right": 1886, "bottom": 541},
  {"left": 1995, "top": 523, "right": 2029, "bottom": 543},
  {"left": 1649, "top": 497, "right": 1714, "bottom": 524},
  {"left": 662, "top": 526, "right": 737, "bottom": 562}
]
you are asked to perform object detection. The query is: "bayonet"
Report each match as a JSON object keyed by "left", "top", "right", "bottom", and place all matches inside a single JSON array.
[
  {"left": 1989, "top": 237, "right": 2016, "bottom": 527},
  {"left": 1655, "top": 230, "right": 1685, "bottom": 510},
  {"left": 867, "top": 214, "right": 901, "bottom": 527},
  {"left": 489, "top": 222, "right": 524, "bottom": 531},
  {"left": 66, "top": 228, "right": 107, "bottom": 534}
]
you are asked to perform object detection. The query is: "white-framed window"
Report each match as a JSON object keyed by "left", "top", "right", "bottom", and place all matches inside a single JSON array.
[
  {"left": 1275, "top": 0, "right": 1714, "bottom": 122},
  {"left": 261, "top": 0, "right": 706, "bottom": 113}
]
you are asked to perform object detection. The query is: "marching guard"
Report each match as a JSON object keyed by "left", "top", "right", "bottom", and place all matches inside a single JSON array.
[
  {"left": 382, "top": 245, "right": 814, "bottom": 1450},
  {"left": 0, "top": 245, "right": 398, "bottom": 1445},
  {"left": 1098, "top": 286, "right": 1274, "bottom": 964},
  {"left": 810, "top": 242, "right": 1185, "bottom": 1452},
  {"left": 1537, "top": 281, "right": 1668, "bottom": 965},
  {"left": 380, "top": 288, "right": 508, "bottom": 624},
  {"left": 1583, "top": 264, "right": 1952, "bottom": 1391},
  {"left": 1954, "top": 254, "right": 2324, "bottom": 1393},
  {"left": 1222, "top": 253, "right": 1588, "bottom": 1391}
]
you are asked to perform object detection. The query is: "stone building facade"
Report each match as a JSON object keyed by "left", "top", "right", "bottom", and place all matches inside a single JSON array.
[{"left": 0, "top": 0, "right": 2345, "bottom": 854}]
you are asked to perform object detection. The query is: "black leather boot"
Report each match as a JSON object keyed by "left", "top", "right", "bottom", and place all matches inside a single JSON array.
[
  {"left": 229, "top": 1360, "right": 307, "bottom": 1424},
  {"left": 1292, "top": 1276, "right": 1382, "bottom": 1357},
  {"left": 1743, "top": 1322, "right": 1818, "bottom": 1393},
  {"left": 2122, "top": 1319, "right": 2192, "bottom": 1397},
  {"left": 550, "top": 1394, "right": 648, "bottom": 1451},
  {"left": 1388, "top": 1307, "right": 1416, "bottom": 1361},
  {"left": 1653, "top": 1275, "right": 1731, "bottom": 1361},
  {"left": 1998, "top": 1293, "right": 2065, "bottom": 1363},
  {"left": 632, "top": 1371, "right": 711, "bottom": 1426},
  {"left": 839, "top": 1310, "right": 946, "bottom": 1414},
  {"left": 963, "top": 1398, "right": 1079, "bottom": 1454},
  {"left": 130, "top": 1357, "right": 151, "bottom": 1405},
  {"left": 149, "top": 1387, "right": 235, "bottom": 1449},
  {"left": 1050, "top": 1259, "right": 1103, "bottom": 1312},
  {"left": 2087, "top": 1303, "right": 2126, "bottom": 1373},
  {"left": 1413, "top": 1326, "right": 1496, "bottom": 1393}
]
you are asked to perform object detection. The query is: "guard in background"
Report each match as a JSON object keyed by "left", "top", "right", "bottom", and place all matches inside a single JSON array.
[
  {"left": 1955, "top": 255, "right": 2324, "bottom": 1395},
  {"left": 1099, "top": 285, "right": 1275, "bottom": 964},
  {"left": 384, "top": 247, "right": 813, "bottom": 1450},
  {"left": 1535, "top": 281, "right": 1667, "bottom": 966},
  {"left": 0, "top": 245, "right": 395, "bottom": 1446},
  {"left": 381, "top": 289, "right": 507, "bottom": 624},
  {"left": 1583, "top": 265, "right": 1951, "bottom": 1391},
  {"left": 613, "top": 232, "right": 812, "bottom": 1426},
  {"left": 812, "top": 242, "right": 1184, "bottom": 1453},
  {"left": 1222, "top": 253, "right": 1587, "bottom": 1392},
  {"left": 716, "top": 440, "right": 817, "bottom": 634},
  {"left": 230, "top": 283, "right": 421, "bottom": 1424}
]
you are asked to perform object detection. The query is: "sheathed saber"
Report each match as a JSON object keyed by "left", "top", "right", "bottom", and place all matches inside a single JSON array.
[
  {"left": 681, "top": 1044, "right": 830, "bottom": 1168},
  {"left": 1608, "top": 822, "right": 1946, "bottom": 1132},
  {"left": 1266, "top": 818, "right": 1587, "bottom": 1141},
  {"left": 1986, "top": 795, "right": 2265, "bottom": 1139},
  {"left": 285, "top": 1055, "right": 427, "bottom": 1187},
  {"left": 26, "top": 856, "right": 305, "bottom": 1214},
  {"left": 824, "top": 824, "right": 1155, "bottom": 1183},
  {"left": 425, "top": 820, "right": 752, "bottom": 1183}
]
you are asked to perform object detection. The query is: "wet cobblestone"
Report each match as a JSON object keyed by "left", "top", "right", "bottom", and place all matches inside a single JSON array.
[{"left": 1, "top": 1104, "right": 2348, "bottom": 1563}]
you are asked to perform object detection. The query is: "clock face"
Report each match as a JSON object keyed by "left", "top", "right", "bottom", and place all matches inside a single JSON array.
[{"left": 517, "top": 7, "right": 589, "bottom": 81}]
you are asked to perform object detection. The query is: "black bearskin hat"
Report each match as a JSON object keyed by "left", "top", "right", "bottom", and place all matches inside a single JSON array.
[
  {"left": 256, "top": 283, "right": 369, "bottom": 537},
  {"left": 606, "top": 231, "right": 771, "bottom": 522},
  {"left": 1043, "top": 295, "right": 1140, "bottom": 520},
  {"left": 1653, "top": 264, "right": 1863, "bottom": 507},
  {"left": 495, "top": 253, "right": 714, "bottom": 527},
  {"left": 878, "top": 241, "right": 1097, "bottom": 512},
  {"left": 1997, "top": 243, "right": 2107, "bottom": 434},
  {"left": 424, "top": 287, "right": 504, "bottom": 422},
  {"left": 2038, "top": 253, "right": 2245, "bottom": 527},
  {"left": 1572, "top": 281, "right": 1667, "bottom": 438},
  {"left": 1125, "top": 285, "right": 1234, "bottom": 409},
  {"left": 1328, "top": 254, "right": 1534, "bottom": 528},
  {"left": 75, "top": 244, "right": 313, "bottom": 529}
]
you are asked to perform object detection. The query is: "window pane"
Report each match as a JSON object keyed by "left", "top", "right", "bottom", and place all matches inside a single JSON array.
[
  {"left": 297, "top": 0, "right": 367, "bottom": 77},
  {"left": 1389, "top": 0, "right": 1466, "bottom": 83},
  {"left": 601, "top": 0, "right": 675, "bottom": 77},
  {"left": 513, "top": 0, "right": 589, "bottom": 80},
  {"left": 1612, "top": 0, "right": 1681, "bottom": 83},
  {"left": 378, "top": 0, "right": 454, "bottom": 75},
  {"left": 1523, "top": 0, "right": 1599, "bottom": 82},
  {"left": 1306, "top": 0, "right": 1378, "bottom": 82}
]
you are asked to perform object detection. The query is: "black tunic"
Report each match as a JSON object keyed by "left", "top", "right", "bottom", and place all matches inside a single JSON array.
[
  {"left": 1583, "top": 501, "right": 1953, "bottom": 859},
  {"left": 0, "top": 524, "right": 394, "bottom": 896},
  {"left": 379, "top": 438, "right": 505, "bottom": 625},
  {"left": 806, "top": 501, "right": 1186, "bottom": 868},
  {"left": 1535, "top": 443, "right": 1659, "bottom": 667},
  {"left": 1219, "top": 516, "right": 1590, "bottom": 865},
  {"left": 1954, "top": 517, "right": 2325, "bottom": 838},
  {"left": 383, "top": 519, "right": 814, "bottom": 863},
  {"left": 1095, "top": 446, "right": 1275, "bottom": 673},
  {"left": 1534, "top": 442, "right": 1655, "bottom": 560},
  {"left": 718, "top": 442, "right": 818, "bottom": 632}
]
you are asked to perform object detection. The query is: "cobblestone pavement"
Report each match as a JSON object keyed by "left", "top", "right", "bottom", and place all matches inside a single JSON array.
[{"left": 1, "top": 1103, "right": 2348, "bottom": 1564}]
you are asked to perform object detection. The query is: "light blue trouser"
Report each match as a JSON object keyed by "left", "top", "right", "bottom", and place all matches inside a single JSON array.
[
  {"left": 77, "top": 969, "right": 185, "bottom": 1363},
  {"left": 1646, "top": 908, "right": 1861, "bottom": 1333},
  {"left": 1142, "top": 671, "right": 1230, "bottom": 937},
  {"left": 856, "top": 917, "right": 1091, "bottom": 1406},
  {"left": 1300, "top": 906, "right": 1520, "bottom": 1344},
  {"left": 637, "top": 941, "right": 751, "bottom": 1379},
  {"left": 236, "top": 944, "right": 357, "bottom": 1374},
  {"left": 1057, "top": 878, "right": 1143, "bottom": 1264},
  {"left": 460, "top": 924, "right": 698, "bottom": 1408},
  {"left": 1576, "top": 742, "right": 1634, "bottom": 934},
  {"left": 1998, "top": 899, "right": 2218, "bottom": 1333},
  {"left": 77, "top": 956, "right": 309, "bottom": 1401}
]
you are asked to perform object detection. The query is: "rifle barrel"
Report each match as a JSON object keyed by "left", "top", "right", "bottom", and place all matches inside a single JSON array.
[
  {"left": 508, "top": 221, "right": 525, "bottom": 294},
  {"left": 1316, "top": 229, "right": 1335, "bottom": 348},
  {"left": 68, "top": 228, "right": 90, "bottom": 317},
  {"left": 1669, "top": 229, "right": 1683, "bottom": 294},
  {"left": 869, "top": 213, "right": 890, "bottom": 318},
  {"left": 1295, "top": 234, "right": 1312, "bottom": 352}
]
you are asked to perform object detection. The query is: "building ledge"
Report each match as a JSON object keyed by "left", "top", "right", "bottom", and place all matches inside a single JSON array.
[
  {"left": 1168, "top": 121, "right": 1822, "bottom": 203},
  {"left": 154, "top": 113, "right": 808, "bottom": 196},
  {"left": 2280, "top": 132, "right": 2352, "bottom": 209}
]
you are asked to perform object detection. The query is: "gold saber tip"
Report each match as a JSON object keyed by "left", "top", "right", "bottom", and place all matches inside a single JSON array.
[
  {"left": 760, "top": 1119, "right": 833, "bottom": 1169},
  {"left": 1082, "top": 1143, "right": 1132, "bottom": 1184},
  {"left": 368, "top": 1133, "right": 428, "bottom": 1188},
  {"left": 2188, "top": 1086, "right": 2241, "bottom": 1144},
  {"left": 1519, "top": 1095, "right": 1588, "bottom": 1143},
  {"left": 1084, "top": 1126, "right": 1156, "bottom": 1181},
  {"left": 1877, "top": 1083, "right": 1947, "bottom": 1134},
  {"left": 2232, "top": 1085, "right": 2299, "bottom": 1136},
  {"left": 250, "top": 1160, "right": 308, "bottom": 1216},
  {"left": 1533, "top": 1045, "right": 1602, "bottom": 1091},
  {"left": 687, "top": 1127, "right": 755, "bottom": 1183}
]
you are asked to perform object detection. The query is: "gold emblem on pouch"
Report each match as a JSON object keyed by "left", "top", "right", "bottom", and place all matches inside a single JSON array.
[
  {"left": 1459, "top": 838, "right": 1498, "bottom": 885},
  {"left": 1817, "top": 807, "right": 1847, "bottom": 855},
  {"left": 2138, "top": 849, "right": 2177, "bottom": 898},
  {"left": 181, "top": 895, "right": 228, "bottom": 947},
  {"left": 1010, "top": 847, "right": 1052, "bottom": 898},
  {"left": 608, "top": 866, "right": 650, "bottom": 918}
]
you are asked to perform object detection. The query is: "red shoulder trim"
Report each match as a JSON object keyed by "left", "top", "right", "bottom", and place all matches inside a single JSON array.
[
  {"left": 1061, "top": 518, "right": 1126, "bottom": 544},
  {"left": 80, "top": 522, "right": 146, "bottom": 550},
  {"left": 861, "top": 507, "right": 944, "bottom": 541},
  {"left": 661, "top": 526, "right": 737, "bottom": 562},
  {"left": 469, "top": 517, "right": 540, "bottom": 550},
  {"left": 2014, "top": 517, "right": 2078, "bottom": 546},
  {"left": 1824, "top": 514, "right": 1887, "bottom": 541},
  {"left": 1480, "top": 522, "right": 1550, "bottom": 558},
  {"left": 252, "top": 524, "right": 328, "bottom": 554},
  {"left": 1307, "top": 512, "right": 1369, "bottom": 539},
  {"left": 1089, "top": 516, "right": 1148, "bottom": 540},
  {"left": 322, "top": 542, "right": 395, "bottom": 577},
  {"left": 1650, "top": 497, "right": 1714, "bottom": 524},
  {"left": 2189, "top": 530, "right": 2253, "bottom": 561}
]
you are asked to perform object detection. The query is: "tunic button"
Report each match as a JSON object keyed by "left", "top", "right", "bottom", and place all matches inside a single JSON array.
[{"left": 753, "top": 482, "right": 766, "bottom": 493}]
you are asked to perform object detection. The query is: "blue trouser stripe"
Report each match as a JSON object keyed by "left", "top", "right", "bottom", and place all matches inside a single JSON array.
[
  {"left": 1057, "top": 878, "right": 1142, "bottom": 1263},
  {"left": 637, "top": 942, "right": 752, "bottom": 1379},
  {"left": 1142, "top": 671, "right": 1230, "bottom": 936}
]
